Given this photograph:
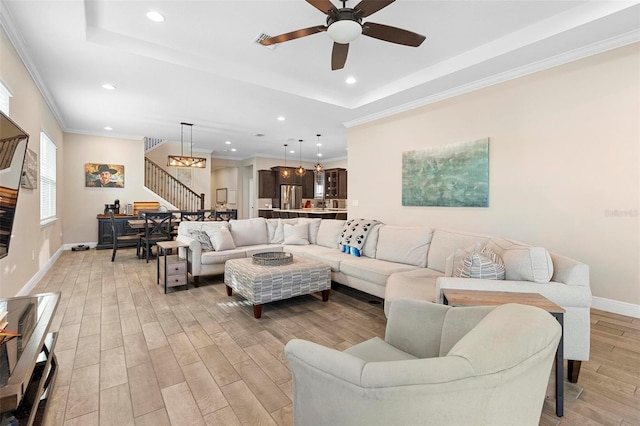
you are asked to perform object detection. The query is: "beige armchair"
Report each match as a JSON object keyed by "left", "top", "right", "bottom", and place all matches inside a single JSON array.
[{"left": 285, "top": 299, "right": 561, "bottom": 425}]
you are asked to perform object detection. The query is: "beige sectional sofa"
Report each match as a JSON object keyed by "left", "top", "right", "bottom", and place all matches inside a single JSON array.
[{"left": 176, "top": 216, "right": 591, "bottom": 381}]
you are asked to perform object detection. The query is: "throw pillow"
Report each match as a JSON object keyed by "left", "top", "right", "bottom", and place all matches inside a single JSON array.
[
  {"left": 455, "top": 251, "right": 506, "bottom": 280},
  {"left": 205, "top": 227, "right": 236, "bottom": 251},
  {"left": 188, "top": 229, "right": 214, "bottom": 252},
  {"left": 316, "top": 219, "right": 347, "bottom": 249},
  {"left": 283, "top": 223, "right": 310, "bottom": 245}
]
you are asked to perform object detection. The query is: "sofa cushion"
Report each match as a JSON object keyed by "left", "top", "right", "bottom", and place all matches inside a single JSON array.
[
  {"left": 266, "top": 219, "right": 282, "bottom": 243},
  {"left": 200, "top": 248, "right": 246, "bottom": 265},
  {"left": 188, "top": 229, "right": 214, "bottom": 252},
  {"left": 243, "top": 244, "right": 283, "bottom": 256},
  {"left": 455, "top": 251, "right": 505, "bottom": 280},
  {"left": 229, "top": 217, "right": 268, "bottom": 247},
  {"left": 486, "top": 237, "right": 553, "bottom": 283},
  {"left": 428, "top": 229, "right": 491, "bottom": 273},
  {"left": 284, "top": 245, "right": 344, "bottom": 271},
  {"left": 316, "top": 219, "right": 346, "bottom": 249},
  {"left": 339, "top": 257, "right": 418, "bottom": 286},
  {"left": 362, "top": 223, "right": 382, "bottom": 259},
  {"left": 283, "top": 223, "right": 310, "bottom": 245},
  {"left": 297, "top": 217, "right": 322, "bottom": 244},
  {"left": 384, "top": 268, "right": 444, "bottom": 316},
  {"left": 178, "top": 221, "right": 204, "bottom": 237},
  {"left": 344, "top": 337, "right": 417, "bottom": 362},
  {"left": 375, "top": 226, "right": 433, "bottom": 268},
  {"left": 206, "top": 226, "right": 236, "bottom": 251}
]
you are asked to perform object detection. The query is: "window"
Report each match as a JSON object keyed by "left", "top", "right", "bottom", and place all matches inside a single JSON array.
[
  {"left": 0, "top": 81, "right": 11, "bottom": 115},
  {"left": 40, "top": 131, "right": 57, "bottom": 224}
]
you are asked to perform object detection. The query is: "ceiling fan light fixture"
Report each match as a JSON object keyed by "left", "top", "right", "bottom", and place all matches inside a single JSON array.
[{"left": 327, "top": 19, "right": 362, "bottom": 43}]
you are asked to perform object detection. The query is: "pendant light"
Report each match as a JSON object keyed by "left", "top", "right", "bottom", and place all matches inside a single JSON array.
[
  {"left": 281, "top": 144, "right": 291, "bottom": 179},
  {"left": 313, "top": 134, "right": 324, "bottom": 174},
  {"left": 295, "top": 139, "right": 306, "bottom": 177},
  {"left": 167, "top": 122, "right": 207, "bottom": 168}
]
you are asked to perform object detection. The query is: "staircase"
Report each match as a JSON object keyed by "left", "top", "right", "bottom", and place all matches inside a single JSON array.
[{"left": 144, "top": 157, "right": 205, "bottom": 211}]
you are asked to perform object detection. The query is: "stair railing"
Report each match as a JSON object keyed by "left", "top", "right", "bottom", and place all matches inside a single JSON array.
[{"left": 144, "top": 157, "right": 204, "bottom": 211}]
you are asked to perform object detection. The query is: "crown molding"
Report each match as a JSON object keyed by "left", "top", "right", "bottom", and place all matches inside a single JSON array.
[
  {"left": 343, "top": 30, "right": 640, "bottom": 129},
  {"left": 0, "top": 3, "right": 68, "bottom": 130}
]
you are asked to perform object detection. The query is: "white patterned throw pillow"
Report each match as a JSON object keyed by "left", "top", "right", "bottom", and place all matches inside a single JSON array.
[
  {"left": 455, "top": 248, "right": 506, "bottom": 280},
  {"left": 188, "top": 229, "right": 214, "bottom": 252}
]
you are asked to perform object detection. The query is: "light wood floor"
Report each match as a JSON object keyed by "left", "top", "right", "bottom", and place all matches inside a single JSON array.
[{"left": 28, "top": 249, "right": 639, "bottom": 426}]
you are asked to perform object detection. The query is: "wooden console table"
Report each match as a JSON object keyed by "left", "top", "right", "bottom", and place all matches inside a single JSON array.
[
  {"left": 442, "top": 289, "right": 565, "bottom": 417},
  {"left": 95, "top": 214, "right": 139, "bottom": 250}
]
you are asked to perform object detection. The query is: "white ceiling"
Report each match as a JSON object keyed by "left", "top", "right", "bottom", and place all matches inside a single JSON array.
[{"left": 1, "top": 1, "right": 638, "bottom": 162}]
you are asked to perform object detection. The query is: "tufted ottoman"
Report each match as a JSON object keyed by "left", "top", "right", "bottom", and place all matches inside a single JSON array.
[{"left": 224, "top": 256, "right": 331, "bottom": 318}]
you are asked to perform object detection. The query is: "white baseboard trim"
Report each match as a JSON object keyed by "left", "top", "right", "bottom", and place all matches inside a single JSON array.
[
  {"left": 592, "top": 296, "right": 640, "bottom": 319},
  {"left": 17, "top": 245, "right": 65, "bottom": 296}
]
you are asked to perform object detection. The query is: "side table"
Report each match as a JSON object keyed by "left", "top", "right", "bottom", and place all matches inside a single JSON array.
[
  {"left": 156, "top": 241, "right": 189, "bottom": 294},
  {"left": 442, "top": 289, "right": 565, "bottom": 417}
]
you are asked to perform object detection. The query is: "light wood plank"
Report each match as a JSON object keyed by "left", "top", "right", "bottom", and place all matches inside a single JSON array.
[
  {"left": 123, "top": 332, "right": 152, "bottom": 368},
  {"left": 220, "top": 380, "right": 278, "bottom": 426},
  {"left": 161, "top": 381, "right": 206, "bottom": 426},
  {"left": 99, "top": 382, "right": 135, "bottom": 426},
  {"left": 128, "top": 361, "right": 165, "bottom": 418},
  {"left": 197, "top": 344, "right": 241, "bottom": 387},
  {"left": 149, "top": 345, "right": 185, "bottom": 389},
  {"left": 203, "top": 407, "right": 242, "bottom": 426},
  {"left": 135, "top": 408, "right": 172, "bottom": 426},
  {"left": 65, "top": 363, "right": 100, "bottom": 420},
  {"left": 100, "top": 346, "right": 128, "bottom": 390},
  {"left": 232, "top": 359, "right": 290, "bottom": 413},
  {"left": 181, "top": 361, "right": 229, "bottom": 415}
]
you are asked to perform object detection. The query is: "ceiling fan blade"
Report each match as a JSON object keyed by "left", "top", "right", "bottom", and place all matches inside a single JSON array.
[
  {"left": 306, "top": 0, "right": 338, "bottom": 14},
  {"left": 354, "top": 0, "right": 395, "bottom": 17},
  {"left": 331, "top": 42, "right": 349, "bottom": 70},
  {"left": 362, "top": 22, "right": 426, "bottom": 47},
  {"left": 260, "top": 26, "right": 327, "bottom": 46}
]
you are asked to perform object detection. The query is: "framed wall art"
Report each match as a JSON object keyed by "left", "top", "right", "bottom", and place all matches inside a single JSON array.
[
  {"left": 85, "top": 163, "right": 124, "bottom": 188},
  {"left": 402, "top": 138, "right": 489, "bottom": 207},
  {"left": 21, "top": 148, "right": 37, "bottom": 189}
]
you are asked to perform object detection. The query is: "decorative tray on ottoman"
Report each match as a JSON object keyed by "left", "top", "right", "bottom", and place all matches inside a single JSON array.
[{"left": 252, "top": 252, "right": 293, "bottom": 266}]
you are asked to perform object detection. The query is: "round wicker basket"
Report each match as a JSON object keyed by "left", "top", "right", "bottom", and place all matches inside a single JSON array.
[{"left": 252, "top": 252, "right": 293, "bottom": 266}]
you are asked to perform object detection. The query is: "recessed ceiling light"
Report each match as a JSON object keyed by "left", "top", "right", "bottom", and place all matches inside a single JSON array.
[
  {"left": 346, "top": 76, "right": 357, "bottom": 85},
  {"left": 225, "top": 141, "right": 231, "bottom": 145},
  {"left": 230, "top": 148, "right": 237, "bottom": 152},
  {"left": 146, "top": 11, "right": 165, "bottom": 22},
  {"left": 289, "top": 150, "right": 295, "bottom": 154},
  {"left": 317, "top": 153, "right": 323, "bottom": 157},
  {"left": 277, "top": 116, "right": 285, "bottom": 121},
  {"left": 316, "top": 143, "right": 322, "bottom": 146},
  {"left": 104, "top": 126, "right": 112, "bottom": 130},
  {"left": 101, "top": 83, "right": 116, "bottom": 90}
]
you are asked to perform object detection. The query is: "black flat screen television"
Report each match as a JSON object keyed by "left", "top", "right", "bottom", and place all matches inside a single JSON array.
[{"left": 0, "top": 111, "right": 29, "bottom": 259}]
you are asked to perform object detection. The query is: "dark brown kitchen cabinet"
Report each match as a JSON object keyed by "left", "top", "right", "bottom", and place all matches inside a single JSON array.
[
  {"left": 258, "top": 170, "right": 276, "bottom": 198},
  {"left": 302, "top": 172, "right": 315, "bottom": 198},
  {"left": 325, "top": 168, "right": 347, "bottom": 199}
]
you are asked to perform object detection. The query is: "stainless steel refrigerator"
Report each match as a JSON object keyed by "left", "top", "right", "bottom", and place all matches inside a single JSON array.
[{"left": 281, "top": 185, "right": 302, "bottom": 210}]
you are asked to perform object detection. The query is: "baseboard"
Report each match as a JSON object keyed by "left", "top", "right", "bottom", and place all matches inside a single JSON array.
[
  {"left": 592, "top": 296, "right": 640, "bottom": 319},
  {"left": 17, "top": 245, "right": 65, "bottom": 296}
]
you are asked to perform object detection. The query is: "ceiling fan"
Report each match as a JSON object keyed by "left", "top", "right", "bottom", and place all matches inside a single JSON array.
[{"left": 260, "top": 0, "right": 426, "bottom": 70}]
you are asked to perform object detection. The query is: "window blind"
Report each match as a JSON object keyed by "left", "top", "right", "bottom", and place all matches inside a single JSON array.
[
  {"left": 40, "top": 131, "right": 57, "bottom": 222},
  {"left": 0, "top": 81, "right": 11, "bottom": 115}
]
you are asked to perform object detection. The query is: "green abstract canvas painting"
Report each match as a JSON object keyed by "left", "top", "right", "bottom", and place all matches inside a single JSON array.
[{"left": 402, "top": 138, "right": 489, "bottom": 207}]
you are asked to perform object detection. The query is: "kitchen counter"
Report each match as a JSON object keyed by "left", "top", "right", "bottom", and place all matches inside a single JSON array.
[{"left": 258, "top": 208, "right": 346, "bottom": 219}]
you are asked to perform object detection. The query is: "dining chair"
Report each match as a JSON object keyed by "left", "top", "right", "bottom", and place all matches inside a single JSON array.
[
  {"left": 109, "top": 210, "right": 142, "bottom": 261},
  {"left": 180, "top": 211, "right": 205, "bottom": 221},
  {"left": 139, "top": 211, "right": 174, "bottom": 262}
]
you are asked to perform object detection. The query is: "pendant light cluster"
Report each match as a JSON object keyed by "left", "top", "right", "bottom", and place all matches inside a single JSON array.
[
  {"left": 168, "top": 122, "right": 207, "bottom": 168},
  {"left": 295, "top": 139, "right": 306, "bottom": 177},
  {"left": 281, "top": 144, "right": 291, "bottom": 179},
  {"left": 313, "top": 134, "right": 324, "bottom": 175}
]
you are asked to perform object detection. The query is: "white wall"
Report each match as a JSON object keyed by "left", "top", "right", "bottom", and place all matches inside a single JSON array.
[
  {"left": 62, "top": 133, "right": 172, "bottom": 245},
  {"left": 348, "top": 43, "right": 640, "bottom": 307},
  {"left": 0, "top": 27, "right": 64, "bottom": 298}
]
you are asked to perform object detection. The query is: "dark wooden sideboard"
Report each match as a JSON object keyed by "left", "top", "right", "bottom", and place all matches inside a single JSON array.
[{"left": 96, "top": 214, "right": 139, "bottom": 250}]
